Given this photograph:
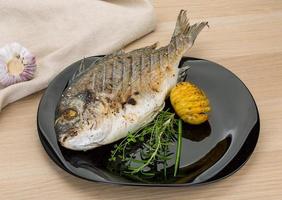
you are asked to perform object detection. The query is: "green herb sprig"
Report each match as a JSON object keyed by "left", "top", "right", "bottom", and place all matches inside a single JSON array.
[
  {"left": 174, "top": 119, "right": 182, "bottom": 176},
  {"left": 108, "top": 109, "right": 182, "bottom": 178}
]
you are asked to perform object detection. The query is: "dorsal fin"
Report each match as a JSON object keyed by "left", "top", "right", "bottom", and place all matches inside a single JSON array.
[
  {"left": 102, "top": 49, "right": 125, "bottom": 60},
  {"left": 141, "top": 42, "right": 158, "bottom": 52},
  {"left": 147, "top": 42, "right": 158, "bottom": 50},
  {"left": 70, "top": 57, "right": 101, "bottom": 84},
  {"left": 129, "top": 42, "right": 159, "bottom": 56},
  {"left": 70, "top": 58, "right": 86, "bottom": 82},
  {"left": 112, "top": 49, "right": 125, "bottom": 56}
]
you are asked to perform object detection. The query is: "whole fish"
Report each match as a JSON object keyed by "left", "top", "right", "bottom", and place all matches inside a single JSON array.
[{"left": 55, "top": 10, "right": 208, "bottom": 150}]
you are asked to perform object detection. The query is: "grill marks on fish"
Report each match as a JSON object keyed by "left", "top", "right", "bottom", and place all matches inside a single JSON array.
[
  {"left": 94, "top": 47, "right": 169, "bottom": 95},
  {"left": 77, "top": 45, "right": 173, "bottom": 116},
  {"left": 128, "top": 56, "right": 133, "bottom": 88},
  {"left": 60, "top": 45, "right": 175, "bottom": 121},
  {"left": 81, "top": 46, "right": 173, "bottom": 132},
  {"left": 91, "top": 73, "right": 96, "bottom": 92},
  {"left": 139, "top": 54, "right": 144, "bottom": 86},
  {"left": 102, "top": 63, "right": 106, "bottom": 92},
  {"left": 85, "top": 45, "right": 175, "bottom": 122},
  {"left": 121, "top": 56, "right": 133, "bottom": 92}
]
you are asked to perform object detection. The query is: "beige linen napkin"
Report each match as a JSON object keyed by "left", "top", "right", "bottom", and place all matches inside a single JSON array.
[{"left": 0, "top": 0, "right": 155, "bottom": 110}]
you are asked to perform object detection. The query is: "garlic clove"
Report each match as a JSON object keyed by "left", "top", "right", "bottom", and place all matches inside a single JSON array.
[{"left": 0, "top": 42, "right": 37, "bottom": 87}]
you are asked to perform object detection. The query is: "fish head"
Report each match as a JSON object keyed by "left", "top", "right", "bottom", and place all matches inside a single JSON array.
[
  {"left": 55, "top": 91, "right": 111, "bottom": 150},
  {"left": 55, "top": 93, "right": 86, "bottom": 143}
]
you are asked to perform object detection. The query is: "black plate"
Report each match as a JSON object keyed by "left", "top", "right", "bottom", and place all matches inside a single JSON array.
[{"left": 37, "top": 56, "right": 260, "bottom": 186}]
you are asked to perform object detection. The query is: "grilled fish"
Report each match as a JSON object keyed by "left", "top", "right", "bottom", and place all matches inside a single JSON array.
[{"left": 55, "top": 10, "right": 208, "bottom": 150}]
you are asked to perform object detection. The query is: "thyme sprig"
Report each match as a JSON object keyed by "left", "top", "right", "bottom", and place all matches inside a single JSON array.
[{"left": 108, "top": 109, "right": 182, "bottom": 177}]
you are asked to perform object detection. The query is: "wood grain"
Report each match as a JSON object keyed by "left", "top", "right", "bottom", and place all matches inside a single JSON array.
[{"left": 1, "top": 0, "right": 282, "bottom": 199}]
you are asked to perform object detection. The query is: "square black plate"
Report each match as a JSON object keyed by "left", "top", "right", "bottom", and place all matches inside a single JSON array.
[{"left": 37, "top": 57, "right": 259, "bottom": 186}]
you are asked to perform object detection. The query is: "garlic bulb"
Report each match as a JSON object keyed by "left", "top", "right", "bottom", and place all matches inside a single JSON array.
[{"left": 0, "top": 42, "right": 36, "bottom": 87}]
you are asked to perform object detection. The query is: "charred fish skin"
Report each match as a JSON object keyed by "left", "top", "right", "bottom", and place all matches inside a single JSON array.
[{"left": 55, "top": 10, "right": 208, "bottom": 151}]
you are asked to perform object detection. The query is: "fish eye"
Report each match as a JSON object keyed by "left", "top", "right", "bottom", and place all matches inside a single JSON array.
[{"left": 62, "top": 108, "right": 78, "bottom": 120}]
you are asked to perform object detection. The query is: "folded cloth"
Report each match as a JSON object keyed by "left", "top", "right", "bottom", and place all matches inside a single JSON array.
[{"left": 0, "top": 0, "right": 155, "bottom": 110}]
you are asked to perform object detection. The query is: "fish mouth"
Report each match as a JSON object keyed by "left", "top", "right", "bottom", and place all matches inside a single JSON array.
[
  {"left": 59, "top": 133, "right": 102, "bottom": 151},
  {"left": 58, "top": 129, "right": 106, "bottom": 151},
  {"left": 61, "top": 140, "right": 101, "bottom": 151}
]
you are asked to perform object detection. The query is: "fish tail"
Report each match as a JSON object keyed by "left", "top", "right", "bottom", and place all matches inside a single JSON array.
[{"left": 172, "top": 10, "right": 208, "bottom": 47}]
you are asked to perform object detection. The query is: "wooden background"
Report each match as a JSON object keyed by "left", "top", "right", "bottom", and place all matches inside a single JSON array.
[{"left": 1, "top": 0, "right": 282, "bottom": 199}]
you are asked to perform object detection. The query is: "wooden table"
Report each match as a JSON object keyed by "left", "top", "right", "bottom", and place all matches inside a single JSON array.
[{"left": 1, "top": 0, "right": 282, "bottom": 199}]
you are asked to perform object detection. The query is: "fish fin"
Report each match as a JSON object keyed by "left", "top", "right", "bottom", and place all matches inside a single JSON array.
[
  {"left": 96, "top": 49, "right": 125, "bottom": 62},
  {"left": 178, "top": 64, "right": 191, "bottom": 82},
  {"left": 149, "top": 42, "right": 159, "bottom": 50},
  {"left": 172, "top": 10, "right": 189, "bottom": 37},
  {"left": 172, "top": 10, "right": 208, "bottom": 46},
  {"left": 71, "top": 57, "right": 86, "bottom": 82},
  {"left": 132, "top": 42, "right": 158, "bottom": 55},
  {"left": 109, "top": 49, "right": 125, "bottom": 57},
  {"left": 70, "top": 57, "right": 101, "bottom": 83}
]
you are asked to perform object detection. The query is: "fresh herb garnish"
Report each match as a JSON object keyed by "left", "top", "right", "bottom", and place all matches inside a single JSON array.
[
  {"left": 108, "top": 109, "right": 183, "bottom": 178},
  {"left": 174, "top": 119, "right": 182, "bottom": 176}
]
